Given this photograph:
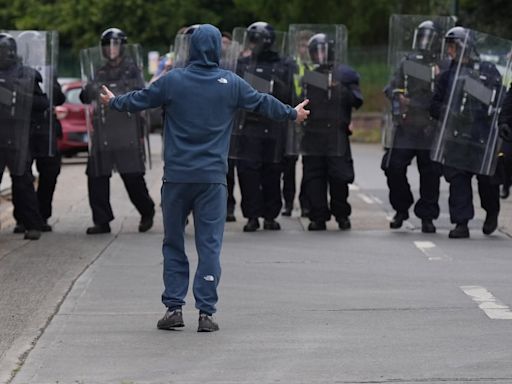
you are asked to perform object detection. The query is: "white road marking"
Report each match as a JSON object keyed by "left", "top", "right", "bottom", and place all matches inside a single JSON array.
[
  {"left": 414, "top": 241, "right": 450, "bottom": 261},
  {"left": 372, "top": 196, "right": 383, "bottom": 204},
  {"left": 358, "top": 193, "right": 374, "bottom": 204},
  {"left": 349, "top": 184, "right": 360, "bottom": 191},
  {"left": 460, "top": 286, "right": 512, "bottom": 320}
]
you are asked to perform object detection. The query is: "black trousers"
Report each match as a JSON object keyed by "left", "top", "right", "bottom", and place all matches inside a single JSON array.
[
  {"left": 35, "top": 155, "right": 61, "bottom": 220},
  {"left": 237, "top": 159, "right": 282, "bottom": 220},
  {"left": 444, "top": 166, "right": 500, "bottom": 224},
  {"left": 227, "top": 159, "right": 236, "bottom": 215},
  {"left": 88, "top": 172, "right": 155, "bottom": 225},
  {"left": 281, "top": 156, "right": 297, "bottom": 209},
  {"left": 381, "top": 148, "right": 441, "bottom": 220},
  {"left": 1, "top": 154, "right": 44, "bottom": 231},
  {"left": 302, "top": 155, "right": 354, "bottom": 222}
]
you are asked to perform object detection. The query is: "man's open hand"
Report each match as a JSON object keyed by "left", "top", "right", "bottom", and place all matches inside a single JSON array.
[
  {"left": 294, "top": 99, "right": 310, "bottom": 123},
  {"left": 99, "top": 85, "right": 115, "bottom": 105}
]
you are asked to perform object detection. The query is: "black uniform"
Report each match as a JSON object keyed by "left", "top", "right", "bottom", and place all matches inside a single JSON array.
[
  {"left": 498, "top": 87, "right": 512, "bottom": 198},
  {"left": 382, "top": 53, "right": 443, "bottom": 224},
  {"left": 80, "top": 57, "right": 154, "bottom": 230},
  {"left": 302, "top": 64, "right": 363, "bottom": 226},
  {"left": 235, "top": 50, "right": 294, "bottom": 223},
  {"left": 431, "top": 60, "right": 502, "bottom": 228},
  {"left": 13, "top": 77, "right": 65, "bottom": 230},
  {"left": 0, "top": 62, "right": 48, "bottom": 233}
]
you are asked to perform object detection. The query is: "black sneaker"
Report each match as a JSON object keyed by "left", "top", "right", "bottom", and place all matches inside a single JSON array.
[
  {"left": 24, "top": 230, "right": 41, "bottom": 240},
  {"left": 421, "top": 219, "right": 436, "bottom": 234},
  {"left": 308, "top": 221, "right": 326, "bottom": 231},
  {"left": 13, "top": 223, "right": 26, "bottom": 234},
  {"left": 226, "top": 213, "right": 236, "bottom": 222},
  {"left": 139, "top": 209, "right": 155, "bottom": 232},
  {"left": 449, "top": 223, "right": 470, "bottom": 239},
  {"left": 337, "top": 217, "right": 351, "bottom": 230},
  {"left": 243, "top": 218, "right": 259, "bottom": 232},
  {"left": 483, "top": 212, "right": 498, "bottom": 235},
  {"left": 263, "top": 219, "right": 281, "bottom": 230},
  {"left": 197, "top": 313, "right": 219, "bottom": 332},
  {"left": 390, "top": 212, "right": 409, "bottom": 229},
  {"left": 86, "top": 224, "right": 111, "bottom": 235},
  {"left": 157, "top": 308, "right": 185, "bottom": 330}
]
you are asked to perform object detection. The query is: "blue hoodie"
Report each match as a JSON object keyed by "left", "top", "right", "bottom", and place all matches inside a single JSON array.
[{"left": 109, "top": 24, "right": 298, "bottom": 184}]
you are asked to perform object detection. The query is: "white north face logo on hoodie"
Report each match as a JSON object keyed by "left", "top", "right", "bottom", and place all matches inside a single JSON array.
[{"left": 217, "top": 77, "right": 228, "bottom": 84}]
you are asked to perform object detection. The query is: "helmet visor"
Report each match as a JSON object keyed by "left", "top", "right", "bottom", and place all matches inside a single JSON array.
[
  {"left": 102, "top": 38, "right": 123, "bottom": 60},
  {"left": 311, "top": 42, "right": 329, "bottom": 65},
  {"left": 413, "top": 28, "right": 436, "bottom": 51}
]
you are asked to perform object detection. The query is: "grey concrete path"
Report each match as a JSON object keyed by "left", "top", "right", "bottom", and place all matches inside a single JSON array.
[{"left": 2, "top": 140, "right": 512, "bottom": 383}]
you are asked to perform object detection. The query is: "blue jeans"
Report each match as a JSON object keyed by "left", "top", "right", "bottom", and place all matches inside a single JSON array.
[{"left": 161, "top": 182, "right": 226, "bottom": 314}]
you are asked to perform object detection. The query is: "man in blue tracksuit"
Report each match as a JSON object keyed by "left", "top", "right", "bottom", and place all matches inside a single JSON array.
[{"left": 100, "top": 24, "right": 309, "bottom": 332}]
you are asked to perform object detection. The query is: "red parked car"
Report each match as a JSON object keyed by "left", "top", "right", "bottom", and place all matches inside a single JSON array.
[{"left": 56, "top": 80, "right": 89, "bottom": 157}]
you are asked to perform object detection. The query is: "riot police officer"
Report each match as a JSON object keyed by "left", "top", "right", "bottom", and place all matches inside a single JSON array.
[
  {"left": 234, "top": 22, "right": 294, "bottom": 232},
  {"left": 382, "top": 20, "right": 443, "bottom": 233},
  {"left": 300, "top": 33, "right": 363, "bottom": 230},
  {"left": 0, "top": 32, "right": 48, "bottom": 239},
  {"left": 12, "top": 30, "right": 65, "bottom": 233},
  {"left": 430, "top": 26, "right": 502, "bottom": 238},
  {"left": 498, "top": 84, "right": 512, "bottom": 198},
  {"left": 80, "top": 28, "right": 155, "bottom": 234}
]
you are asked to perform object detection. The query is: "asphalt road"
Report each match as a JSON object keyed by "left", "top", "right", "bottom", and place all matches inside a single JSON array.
[{"left": 2, "top": 138, "right": 512, "bottom": 384}]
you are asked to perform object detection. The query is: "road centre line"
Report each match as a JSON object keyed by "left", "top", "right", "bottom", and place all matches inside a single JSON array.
[
  {"left": 461, "top": 286, "right": 512, "bottom": 320},
  {"left": 358, "top": 193, "right": 374, "bottom": 204}
]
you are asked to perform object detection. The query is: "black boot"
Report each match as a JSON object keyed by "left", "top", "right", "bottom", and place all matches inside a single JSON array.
[
  {"left": 337, "top": 217, "right": 351, "bottom": 231},
  {"left": 281, "top": 204, "right": 293, "bottom": 217},
  {"left": 41, "top": 220, "right": 52, "bottom": 232},
  {"left": 308, "top": 221, "right": 326, "bottom": 231},
  {"left": 390, "top": 211, "right": 409, "bottom": 229},
  {"left": 24, "top": 230, "right": 41, "bottom": 240},
  {"left": 226, "top": 212, "right": 236, "bottom": 222},
  {"left": 86, "top": 223, "right": 111, "bottom": 235},
  {"left": 13, "top": 223, "right": 26, "bottom": 234},
  {"left": 263, "top": 219, "right": 281, "bottom": 230},
  {"left": 449, "top": 222, "right": 469, "bottom": 239},
  {"left": 482, "top": 212, "right": 498, "bottom": 235},
  {"left": 421, "top": 219, "right": 436, "bottom": 234},
  {"left": 139, "top": 209, "right": 155, "bottom": 233},
  {"left": 243, "top": 218, "right": 260, "bottom": 232},
  {"left": 500, "top": 185, "right": 510, "bottom": 199}
]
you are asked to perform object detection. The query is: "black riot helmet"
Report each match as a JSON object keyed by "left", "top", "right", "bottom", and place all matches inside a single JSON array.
[
  {"left": 100, "top": 27, "right": 127, "bottom": 61},
  {"left": 412, "top": 20, "right": 440, "bottom": 52},
  {"left": 308, "top": 33, "right": 335, "bottom": 65},
  {"left": 0, "top": 33, "right": 18, "bottom": 70},
  {"left": 246, "top": 22, "right": 275, "bottom": 55},
  {"left": 444, "top": 26, "right": 477, "bottom": 61}
]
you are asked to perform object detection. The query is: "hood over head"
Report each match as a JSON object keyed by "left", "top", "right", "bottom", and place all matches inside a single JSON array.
[{"left": 189, "top": 24, "right": 221, "bottom": 67}]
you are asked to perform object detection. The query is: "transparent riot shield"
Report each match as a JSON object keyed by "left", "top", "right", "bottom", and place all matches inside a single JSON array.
[
  {"left": 14, "top": 30, "right": 58, "bottom": 156},
  {"left": 383, "top": 15, "right": 455, "bottom": 151},
  {"left": 173, "top": 33, "right": 191, "bottom": 68},
  {"left": 286, "top": 24, "right": 349, "bottom": 156},
  {"left": 220, "top": 36, "right": 240, "bottom": 71},
  {"left": 80, "top": 44, "right": 149, "bottom": 177},
  {"left": 230, "top": 28, "right": 292, "bottom": 163},
  {"left": 0, "top": 61, "right": 34, "bottom": 176},
  {"left": 431, "top": 29, "right": 512, "bottom": 175}
]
